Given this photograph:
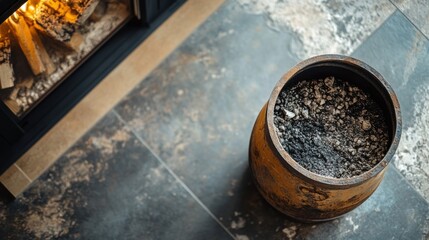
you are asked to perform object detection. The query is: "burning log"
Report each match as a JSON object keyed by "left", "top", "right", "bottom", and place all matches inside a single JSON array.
[
  {"left": 33, "top": 0, "right": 101, "bottom": 51},
  {"left": 8, "top": 13, "right": 46, "bottom": 75},
  {"left": 34, "top": 0, "right": 82, "bottom": 51},
  {"left": 68, "top": 0, "right": 101, "bottom": 24},
  {"left": 0, "top": 35, "right": 15, "bottom": 89},
  {"left": 29, "top": 26, "right": 56, "bottom": 74},
  {"left": 18, "top": 7, "right": 56, "bottom": 75}
]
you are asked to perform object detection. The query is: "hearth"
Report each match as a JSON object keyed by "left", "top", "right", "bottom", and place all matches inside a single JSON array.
[{"left": 0, "top": 0, "right": 184, "bottom": 173}]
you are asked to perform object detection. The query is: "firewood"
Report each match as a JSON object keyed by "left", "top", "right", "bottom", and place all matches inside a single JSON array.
[
  {"left": 0, "top": 35, "right": 15, "bottom": 89},
  {"left": 9, "top": 87, "right": 19, "bottom": 100},
  {"left": 29, "top": 27, "right": 56, "bottom": 74},
  {"left": 17, "top": 77, "right": 34, "bottom": 90},
  {"left": 8, "top": 13, "right": 46, "bottom": 75},
  {"left": 67, "top": 33, "right": 84, "bottom": 52},
  {"left": 67, "top": 0, "right": 100, "bottom": 24},
  {"left": 42, "top": 0, "right": 79, "bottom": 23},
  {"left": 18, "top": 8, "right": 56, "bottom": 75},
  {"left": 34, "top": 0, "right": 83, "bottom": 51},
  {"left": 4, "top": 99, "right": 20, "bottom": 115},
  {"left": 89, "top": 1, "right": 107, "bottom": 22}
]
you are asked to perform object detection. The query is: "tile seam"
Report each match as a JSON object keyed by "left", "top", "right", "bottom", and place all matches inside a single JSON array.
[
  {"left": 387, "top": 0, "right": 429, "bottom": 41},
  {"left": 351, "top": 3, "right": 429, "bottom": 207},
  {"left": 390, "top": 164, "right": 429, "bottom": 206},
  {"left": 112, "top": 109, "right": 236, "bottom": 240},
  {"left": 14, "top": 164, "right": 33, "bottom": 183},
  {"left": 351, "top": 7, "right": 397, "bottom": 56}
]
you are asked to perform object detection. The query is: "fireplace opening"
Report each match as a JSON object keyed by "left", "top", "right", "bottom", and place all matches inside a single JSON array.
[
  {"left": 0, "top": 0, "right": 131, "bottom": 117},
  {"left": 0, "top": 0, "right": 184, "bottom": 175}
]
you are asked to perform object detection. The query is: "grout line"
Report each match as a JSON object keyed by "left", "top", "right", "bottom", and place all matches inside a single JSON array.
[
  {"left": 351, "top": 7, "right": 397, "bottom": 56},
  {"left": 355, "top": 1, "right": 429, "bottom": 206},
  {"left": 370, "top": 6, "right": 429, "bottom": 199},
  {"left": 14, "top": 164, "right": 32, "bottom": 183},
  {"left": 389, "top": 163, "right": 429, "bottom": 206},
  {"left": 112, "top": 110, "right": 236, "bottom": 239},
  {"left": 389, "top": 164, "right": 429, "bottom": 240},
  {"left": 388, "top": 0, "right": 429, "bottom": 41}
]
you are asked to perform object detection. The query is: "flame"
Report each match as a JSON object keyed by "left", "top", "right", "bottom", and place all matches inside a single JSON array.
[
  {"left": 10, "top": 12, "right": 20, "bottom": 23},
  {"left": 8, "top": 1, "right": 38, "bottom": 23},
  {"left": 20, "top": 2, "right": 28, "bottom": 12},
  {"left": 17, "top": 1, "right": 37, "bottom": 16}
]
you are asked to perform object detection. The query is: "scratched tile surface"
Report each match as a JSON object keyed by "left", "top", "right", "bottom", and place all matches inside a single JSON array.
[
  {"left": 353, "top": 11, "right": 429, "bottom": 209},
  {"left": 0, "top": 113, "right": 232, "bottom": 239},
  {"left": 2, "top": 0, "right": 429, "bottom": 239}
]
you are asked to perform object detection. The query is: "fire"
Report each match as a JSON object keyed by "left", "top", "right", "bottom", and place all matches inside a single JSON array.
[
  {"left": 20, "top": 2, "right": 36, "bottom": 14},
  {"left": 1, "top": 0, "right": 129, "bottom": 116},
  {"left": 20, "top": 3, "right": 28, "bottom": 12}
]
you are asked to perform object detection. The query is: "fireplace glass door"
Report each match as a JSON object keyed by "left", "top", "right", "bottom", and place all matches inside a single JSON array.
[{"left": 0, "top": 0, "right": 131, "bottom": 117}]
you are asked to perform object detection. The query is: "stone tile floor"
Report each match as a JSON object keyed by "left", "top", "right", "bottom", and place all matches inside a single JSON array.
[{"left": 1, "top": 0, "right": 429, "bottom": 239}]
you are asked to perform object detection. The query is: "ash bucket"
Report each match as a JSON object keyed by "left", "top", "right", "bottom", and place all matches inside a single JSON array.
[{"left": 249, "top": 55, "right": 401, "bottom": 222}]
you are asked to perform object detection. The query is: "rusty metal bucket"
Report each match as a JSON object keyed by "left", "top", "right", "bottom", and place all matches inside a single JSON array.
[{"left": 249, "top": 55, "right": 401, "bottom": 222}]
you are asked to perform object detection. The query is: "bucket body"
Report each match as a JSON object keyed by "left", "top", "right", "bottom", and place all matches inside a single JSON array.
[{"left": 249, "top": 55, "right": 401, "bottom": 221}]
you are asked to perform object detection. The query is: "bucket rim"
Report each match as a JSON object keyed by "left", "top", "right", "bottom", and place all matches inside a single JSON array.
[{"left": 266, "top": 54, "right": 402, "bottom": 187}]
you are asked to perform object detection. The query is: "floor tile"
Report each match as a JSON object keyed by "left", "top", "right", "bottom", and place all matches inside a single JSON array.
[
  {"left": 391, "top": 0, "right": 429, "bottom": 38},
  {"left": 0, "top": 112, "right": 231, "bottom": 240},
  {"left": 352, "top": 11, "right": 429, "bottom": 203},
  {"left": 297, "top": 167, "right": 429, "bottom": 240},
  {"left": 116, "top": 0, "right": 300, "bottom": 205},
  {"left": 236, "top": 0, "right": 395, "bottom": 59},
  {"left": 115, "top": 2, "right": 429, "bottom": 239}
]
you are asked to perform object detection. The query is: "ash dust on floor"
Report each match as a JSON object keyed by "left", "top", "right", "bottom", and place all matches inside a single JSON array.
[
  {"left": 236, "top": 0, "right": 395, "bottom": 58},
  {"left": 352, "top": 10, "right": 429, "bottom": 205},
  {"left": 0, "top": 113, "right": 231, "bottom": 239},
  {"left": 394, "top": 86, "right": 429, "bottom": 202},
  {"left": 0, "top": 113, "right": 128, "bottom": 239}
]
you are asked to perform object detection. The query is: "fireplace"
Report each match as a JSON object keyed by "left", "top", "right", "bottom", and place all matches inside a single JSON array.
[{"left": 0, "top": 0, "right": 184, "bottom": 174}]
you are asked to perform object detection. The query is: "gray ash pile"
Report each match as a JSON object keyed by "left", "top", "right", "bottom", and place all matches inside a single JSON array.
[{"left": 274, "top": 76, "right": 390, "bottom": 178}]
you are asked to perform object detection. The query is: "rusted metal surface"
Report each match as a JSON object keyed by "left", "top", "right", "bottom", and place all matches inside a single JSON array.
[{"left": 249, "top": 55, "right": 402, "bottom": 221}]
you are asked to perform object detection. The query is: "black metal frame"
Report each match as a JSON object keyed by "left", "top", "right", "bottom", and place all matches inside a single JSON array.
[
  {"left": 0, "top": 0, "right": 27, "bottom": 24},
  {"left": 0, "top": 0, "right": 185, "bottom": 174}
]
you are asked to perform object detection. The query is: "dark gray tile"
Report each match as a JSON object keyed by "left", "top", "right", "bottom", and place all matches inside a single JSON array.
[
  {"left": 115, "top": 2, "right": 429, "bottom": 239},
  {"left": 391, "top": 0, "right": 429, "bottom": 38},
  {"left": 116, "top": 0, "right": 300, "bottom": 207},
  {"left": 115, "top": 1, "right": 300, "bottom": 238},
  {"left": 352, "top": 11, "right": 429, "bottom": 203},
  {"left": 0, "top": 112, "right": 231, "bottom": 240}
]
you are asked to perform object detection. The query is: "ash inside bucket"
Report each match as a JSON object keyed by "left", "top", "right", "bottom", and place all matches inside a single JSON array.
[{"left": 273, "top": 76, "right": 390, "bottom": 178}]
